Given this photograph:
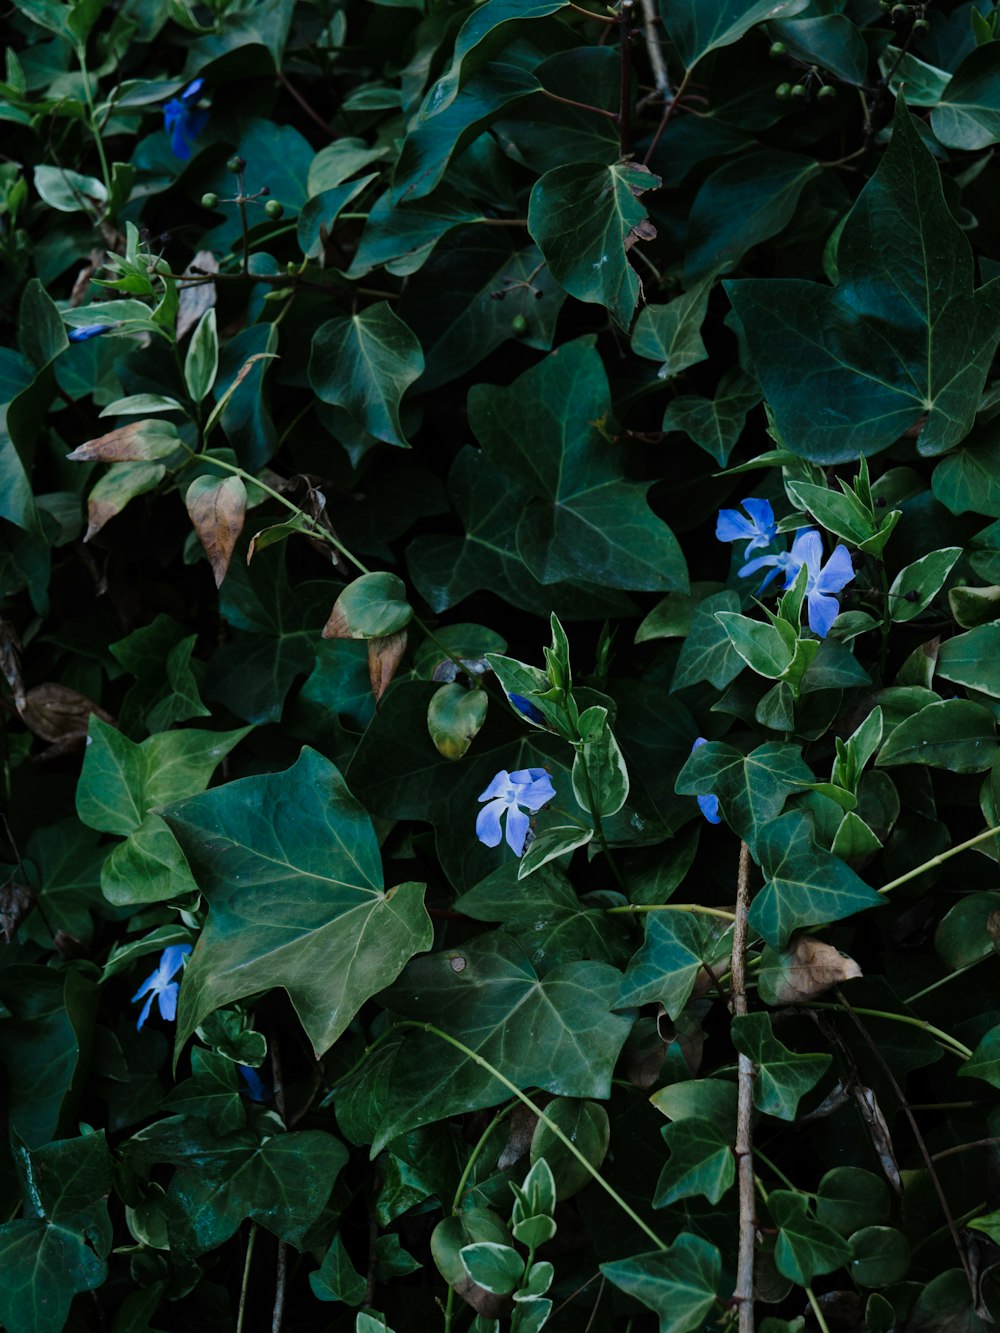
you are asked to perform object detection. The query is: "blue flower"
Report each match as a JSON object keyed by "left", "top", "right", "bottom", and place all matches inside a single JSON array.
[
  {"left": 742, "top": 528, "right": 853, "bottom": 638},
  {"left": 163, "top": 78, "right": 208, "bottom": 160},
  {"left": 509, "top": 693, "right": 544, "bottom": 725},
  {"left": 716, "top": 498, "right": 778, "bottom": 558},
  {"left": 238, "top": 1065, "right": 273, "bottom": 1102},
  {"left": 476, "top": 767, "right": 556, "bottom": 856},
  {"left": 132, "top": 944, "right": 191, "bottom": 1029},
  {"left": 691, "top": 738, "right": 721, "bottom": 824},
  {"left": 68, "top": 324, "right": 113, "bottom": 342}
]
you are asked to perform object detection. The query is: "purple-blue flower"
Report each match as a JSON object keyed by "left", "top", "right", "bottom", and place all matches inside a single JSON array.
[
  {"left": 68, "top": 324, "right": 113, "bottom": 342},
  {"left": 741, "top": 528, "right": 853, "bottom": 638},
  {"left": 691, "top": 738, "right": 721, "bottom": 824},
  {"left": 476, "top": 767, "right": 556, "bottom": 856},
  {"left": 509, "top": 693, "right": 544, "bottom": 725},
  {"left": 132, "top": 944, "right": 191, "bottom": 1029},
  {"left": 163, "top": 78, "right": 208, "bottom": 160},
  {"left": 238, "top": 1065, "right": 273, "bottom": 1102},
  {"left": 716, "top": 498, "right": 778, "bottom": 558}
]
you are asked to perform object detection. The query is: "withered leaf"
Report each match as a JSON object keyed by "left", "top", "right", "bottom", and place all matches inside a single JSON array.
[
  {"left": 68, "top": 419, "right": 180, "bottom": 464},
  {"left": 759, "top": 937, "right": 862, "bottom": 1006},
  {"left": 177, "top": 249, "right": 218, "bottom": 340},
  {"left": 369, "top": 629, "right": 407, "bottom": 703},
  {"left": 0, "top": 619, "right": 25, "bottom": 710},
  {"left": 85, "top": 462, "right": 166, "bottom": 540},
  {"left": 185, "top": 474, "right": 247, "bottom": 588},
  {"left": 496, "top": 1105, "right": 537, "bottom": 1172},
  {"left": 17, "top": 683, "right": 114, "bottom": 743},
  {"left": 0, "top": 880, "right": 34, "bottom": 943}
]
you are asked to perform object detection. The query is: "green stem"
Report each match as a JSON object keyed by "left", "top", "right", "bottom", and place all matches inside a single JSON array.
[
  {"left": 450, "top": 1105, "right": 514, "bottom": 1215},
  {"left": 804, "top": 1002, "right": 973, "bottom": 1060},
  {"left": 607, "top": 903, "right": 737, "bottom": 923},
  {"left": 76, "top": 48, "right": 112, "bottom": 205},
  {"left": 754, "top": 1149, "right": 805, "bottom": 1195},
  {"left": 906, "top": 959, "right": 985, "bottom": 1005},
  {"left": 878, "top": 824, "right": 1000, "bottom": 895},
  {"left": 755, "top": 1176, "right": 830, "bottom": 1333},
  {"left": 236, "top": 1223, "right": 258, "bottom": 1333},
  {"left": 576, "top": 756, "right": 629, "bottom": 895},
  {"left": 403, "top": 1021, "right": 669, "bottom": 1252}
]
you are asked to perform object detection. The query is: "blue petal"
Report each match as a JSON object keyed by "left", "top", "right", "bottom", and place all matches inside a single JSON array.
[
  {"left": 476, "top": 799, "right": 505, "bottom": 847},
  {"left": 815, "top": 544, "right": 854, "bottom": 595},
  {"left": 509, "top": 693, "right": 544, "bottom": 724},
  {"left": 68, "top": 324, "right": 112, "bottom": 342},
  {"left": 132, "top": 968, "right": 158, "bottom": 1003},
  {"left": 158, "top": 982, "right": 180, "bottom": 1023},
  {"left": 697, "top": 793, "right": 721, "bottom": 824},
  {"left": 716, "top": 509, "right": 754, "bottom": 544},
  {"left": 479, "top": 770, "right": 512, "bottom": 802},
  {"left": 136, "top": 993, "right": 155, "bottom": 1030},
  {"left": 787, "top": 528, "right": 822, "bottom": 581},
  {"left": 505, "top": 804, "right": 530, "bottom": 856},
  {"left": 740, "top": 497, "right": 775, "bottom": 537},
  {"left": 239, "top": 1066, "right": 271, "bottom": 1101},
  {"left": 806, "top": 590, "right": 839, "bottom": 639},
  {"left": 691, "top": 736, "right": 708, "bottom": 753},
  {"left": 160, "top": 944, "right": 192, "bottom": 979},
  {"left": 182, "top": 77, "right": 205, "bottom": 100},
  {"left": 738, "top": 553, "right": 782, "bottom": 579}
]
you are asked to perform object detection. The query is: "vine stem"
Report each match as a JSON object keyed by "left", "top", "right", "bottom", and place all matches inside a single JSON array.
[
  {"left": 732, "top": 841, "right": 755, "bottom": 1333},
  {"left": 803, "top": 1002, "right": 972, "bottom": 1060},
  {"left": 236, "top": 1224, "right": 258, "bottom": 1333},
  {"left": 754, "top": 1177, "right": 829, "bottom": 1333},
  {"left": 606, "top": 903, "right": 736, "bottom": 922},
  {"left": 576, "top": 756, "right": 629, "bottom": 895},
  {"left": 642, "top": 67, "right": 692, "bottom": 166},
  {"left": 399, "top": 1021, "right": 669, "bottom": 1252},
  {"left": 77, "top": 48, "right": 112, "bottom": 205},
  {"left": 878, "top": 823, "right": 1000, "bottom": 894},
  {"left": 637, "top": 0, "right": 670, "bottom": 94}
]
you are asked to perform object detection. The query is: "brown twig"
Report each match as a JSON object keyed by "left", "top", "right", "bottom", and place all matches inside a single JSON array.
[
  {"left": 618, "top": 0, "right": 634, "bottom": 155},
  {"left": 642, "top": 68, "right": 692, "bottom": 166},
  {"left": 637, "top": 0, "right": 670, "bottom": 95},
  {"left": 278, "top": 69, "right": 334, "bottom": 138},
  {"left": 270, "top": 1037, "right": 288, "bottom": 1332},
  {"left": 732, "top": 841, "right": 755, "bottom": 1333}
]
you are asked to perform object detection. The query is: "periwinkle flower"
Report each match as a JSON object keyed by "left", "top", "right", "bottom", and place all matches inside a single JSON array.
[
  {"left": 68, "top": 324, "right": 112, "bottom": 342},
  {"left": 691, "top": 738, "right": 721, "bottom": 825},
  {"left": 716, "top": 498, "right": 778, "bottom": 558},
  {"left": 741, "top": 528, "right": 854, "bottom": 638},
  {"left": 163, "top": 78, "right": 208, "bottom": 160},
  {"left": 132, "top": 943, "right": 191, "bottom": 1029},
  {"left": 238, "top": 1065, "right": 273, "bottom": 1102},
  {"left": 509, "top": 693, "right": 544, "bottom": 725},
  {"left": 476, "top": 767, "right": 556, "bottom": 856}
]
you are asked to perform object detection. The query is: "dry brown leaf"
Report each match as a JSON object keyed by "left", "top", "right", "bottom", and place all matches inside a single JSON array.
[
  {"left": 0, "top": 879, "right": 34, "bottom": 943},
  {"left": 17, "top": 683, "right": 115, "bottom": 743},
  {"left": 622, "top": 1016, "right": 669, "bottom": 1089},
  {"left": 852, "top": 1082, "right": 902, "bottom": 1194},
  {"left": 177, "top": 250, "right": 218, "bottom": 340},
  {"left": 496, "top": 1105, "right": 537, "bottom": 1171},
  {"left": 762, "top": 937, "right": 862, "bottom": 1005},
  {"left": 368, "top": 630, "right": 407, "bottom": 702},
  {"left": 0, "top": 619, "right": 25, "bottom": 710},
  {"left": 185, "top": 475, "right": 247, "bottom": 588},
  {"left": 68, "top": 420, "right": 176, "bottom": 463}
]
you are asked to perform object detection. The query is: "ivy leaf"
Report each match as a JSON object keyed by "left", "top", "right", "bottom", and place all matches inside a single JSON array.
[
  {"left": 310, "top": 1232, "right": 366, "bottom": 1305},
  {"left": 749, "top": 811, "right": 884, "bottom": 947},
  {"left": 365, "top": 932, "right": 634, "bottom": 1151},
  {"left": 662, "top": 0, "right": 810, "bottom": 69},
  {"left": 727, "top": 99, "right": 1000, "bottom": 463},
  {"left": 160, "top": 747, "right": 433, "bottom": 1058},
  {"left": 0, "top": 1133, "right": 111, "bottom": 1333},
  {"left": 655, "top": 1117, "right": 736, "bottom": 1206},
  {"left": 615, "top": 911, "right": 731, "bottom": 1020},
  {"left": 601, "top": 1234, "right": 722, "bottom": 1333},
  {"left": 310, "top": 303, "right": 424, "bottom": 447},
  {"left": 662, "top": 369, "right": 761, "bottom": 466},
  {"left": 674, "top": 740, "right": 813, "bottom": 852},
  {"left": 931, "top": 43, "right": 1000, "bottom": 151},
  {"left": 468, "top": 337, "right": 687, "bottom": 592},
  {"left": 631, "top": 281, "right": 712, "bottom": 379},
  {"left": 732, "top": 1013, "right": 831, "bottom": 1120},
  {"left": 528, "top": 162, "right": 661, "bottom": 328},
  {"left": 770, "top": 1190, "right": 851, "bottom": 1284}
]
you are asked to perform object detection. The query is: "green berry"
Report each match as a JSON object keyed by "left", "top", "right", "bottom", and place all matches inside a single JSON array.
[
  {"left": 817, "top": 84, "right": 837, "bottom": 102},
  {"left": 790, "top": 82, "right": 808, "bottom": 101},
  {"left": 226, "top": 155, "right": 245, "bottom": 174},
  {"left": 913, "top": 16, "right": 930, "bottom": 30},
  {"left": 769, "top": 41, "right": 787, "bottom": 58},
  {"left": 891, "top": 3, "right": 908, "bottom": 18},
  {"left": 200, "top": 191, "right": 219, "bottom": 209},
  {"left": 511, "top": 314, "right": 529, "bottom": 337},
  {"left": 264, "top": 199, "right": 284, "bottom": 219},
  {"left": 775, "top": 82, "right": 792, "bottom": 101}
]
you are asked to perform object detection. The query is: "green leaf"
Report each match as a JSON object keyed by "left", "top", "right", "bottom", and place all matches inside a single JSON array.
[
  {"left": 0, "top": 1133, "right": 111, "bottom": 1333},
  {"left": 84, "top": 461, "right": 166, "bottom": 541},
  {"left": 468, "top": 337, "right": 687, "bottom": 592},
  {"left": 655, "top": 1116, "right": 735, "bottom": 1206},
  {"left": 460, "top": 1242, "right": 524, "bottom": 1296},
  {"left": 100, "top": 813, "right": 200, "bottom": 907},
  {"left": 364, "top": 932, "right": 634, "bottom": 1150},
  {"left": 529, "top": 1099, "right": 609, "bottom": 1200},
  {"left": 749, "top": 811, "right": 884, "bottom": 947},
  {"left": 675, "top": 741, "right": 813, "bottom": 851},
  {"left": 727, "top": 101, "right": 1000, "bottom": 463},
  {"left": 932, "top": 430, "right": 1000, "bottom": 517},
  {"left": 427, "top": 683, "right": 489, "bottom": 760},
  {"left": 615, "top": 911, "right": 731, "bottom": 1020},
  {"left": 848, "top": 1226, "right": 910, "bottom": 1287},
  {"left": 310, "top": 1233, "right": 366, "bottom": 1305},
  {"left": 960, "top": 1024, "right": 1000, "bottom": 1087},
  {"left": 661, "top": 368, "right": 761, "bottom": 466},
  {"left": 662, "top": 0, "right": 809, "bottom": 69},
  {"left": 349, "top": 187, "right": 485, "bottom": 278},
  {"left": 183, "top": 309, "right": 218, "bottom": 404},
  {"left": 816, "top": 1167, "right": 892, "bottom": 1236},
  {"left": 517, "top": 824, "right": 594, "bottom": 879},
  {"left": 684, "top": 151, "right": 820, "bottom": 283},
  {"left": 161, "top": 747, "right": 433, "bottom": 1057},
  {"left": 528, "top": 162, "right": 661, "bottom": 328},
  {"left": 310, "top": 303, "right": 424, "bottom": 447},
  {"left": 931, "top": 42, "right": 1000, "bottom": 150},
  {"left": 33, "top": 164, "right": 108, "bottom": 214},
  {"left": 936, "top": 624, "right": 1000, "bottom": 698},
  {"left": 732, "top": 1012, "right": 831, "bottom": 1120},
  {"left": 323, "top": 572, "right": 413, "bottom": 640},
  {"left": 631, "top": 281, "right": 711, "bottom": 379},
  {"left": 716, "top": 612, "right": 794, "bottom": 679},
  {"left": 889, "top": 547, "right": 962, "bottom": 622},
  {"left": 770, "top": 1190, "right": 851, "bottom": 1284},
  {"left": 935, "top": 892, "right": 1000, "bottom": 969},
  {"left": 767, "top": 14, "right": 870, "bottom": 84},
  {"left": 572, "top": 705, "right": 629, "bottom": 818},
  {"left": 601, "top": 1235, "right": 721, "bottom": 1333},
  {"left": 875, "top": 699, "right": 996, "bottom": 772},
  {"left": 671, "top": 590, "right": 745, "bottom": 689}
]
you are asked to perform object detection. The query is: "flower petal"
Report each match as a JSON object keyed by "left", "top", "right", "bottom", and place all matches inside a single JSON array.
[
  {"left": 716, "top": 509, "right": 754, "bottom": 544},
  {"left": 806, "top": 589, "right": 839, "bottom": 639},
  {"left": 476, "top": 799, "right": 506, "bottom": 848},
  {"left": 788, "top": 528, "right": 822, "bottom": 580},
  {"left": 157, "top": 982, "right": 180, "bottom": 1023},
  {"left": 697, "top": 793, "right": 722, "bottom": 824},
  {"left": 740, "top": 497, "right": 776, "bottom": 537},
  {"left": 136, "top": 993, "right": 155, "bottom": 1030},
  {"left": 505, "top": 804, "right": 530, "bottom": 856},
  {"left": 815, "top": 543, "right": 854, "bottom": 595},
  {"left": 478, "top": 770, "right": 512, "bottom": 803}
]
